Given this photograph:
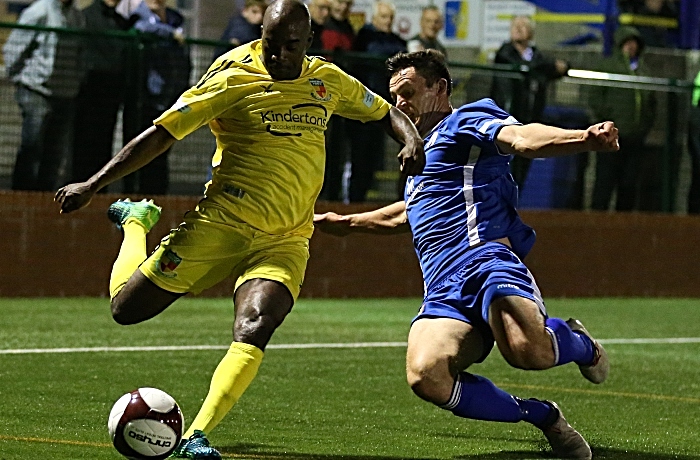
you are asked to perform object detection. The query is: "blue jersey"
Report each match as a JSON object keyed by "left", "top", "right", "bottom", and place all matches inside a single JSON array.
[{"left": 403, "top": 98, "right": 536, "bottom": 291}]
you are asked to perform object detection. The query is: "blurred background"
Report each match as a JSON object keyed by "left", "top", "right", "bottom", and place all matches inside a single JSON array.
[{"left": 0, "top": 0, "right": 697, "bottom": 213}]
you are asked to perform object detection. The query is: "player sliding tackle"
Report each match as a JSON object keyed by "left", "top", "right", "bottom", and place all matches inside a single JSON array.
[
  {"left": 54, "top": 1, "right": 424, "bottom": 458},
  {"left": 315, "top": 50, "right": 618, "bottom": 460}
]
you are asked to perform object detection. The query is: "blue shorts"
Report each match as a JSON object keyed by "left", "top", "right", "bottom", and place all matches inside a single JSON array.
[{"left": 412, "top": 242, "right": 547, "bottom": 363}]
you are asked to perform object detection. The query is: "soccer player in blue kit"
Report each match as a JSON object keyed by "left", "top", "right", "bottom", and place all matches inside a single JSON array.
[{"left": 315, "top": 50, "right": 618, "bottom": 459}]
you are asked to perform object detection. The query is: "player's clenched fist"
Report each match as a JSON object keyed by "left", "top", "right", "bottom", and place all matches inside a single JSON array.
[
  {"left": 54, "top": 182, "right": 95, "bottom": 214},
  {"left": 586, "top": 121, "right": 619, "bottom": 152}
]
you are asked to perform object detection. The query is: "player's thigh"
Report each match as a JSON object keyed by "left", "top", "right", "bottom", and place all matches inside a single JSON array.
[
  {"left": 488, "top": 294, "right": 546, "bottom": 344},
  {"left": 234, "top": 231, "right": 310, "bottom": 303},
  {"left": 140, "top": 207, "right": 254, "bottom": 295},
  {"left": 407, "top": 317, "right": 484, "bottom": 380},
  {"left": 407, "top": 317, "right": 485, "bottom": 403},
  {"left": 230, "top": 233, "right": 310, "bottom": 346},
  {"left": 488, "top": 295, "right": 553, "bottom": 369},
  {"left": 111, "top": 270, "right": 183, "bottom": 324}
]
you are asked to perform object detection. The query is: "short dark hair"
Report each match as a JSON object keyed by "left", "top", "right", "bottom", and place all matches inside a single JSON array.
[{"left": 386, "top": 49, "right": 452, "bottom": 96}]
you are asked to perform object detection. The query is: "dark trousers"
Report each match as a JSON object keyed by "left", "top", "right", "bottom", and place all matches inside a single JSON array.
[
  {"left": 591, "top": 137, "right": 646, "bottom": 211},
  {"left": 347, "top": 119, "right": 385, "bottom": 202},
  {"left": 72, "top": 70, "right": 124, "bottom": 182},
  {"left": 122, "top": 103, "right": 171, "bottom": 195},
  {"left": 12, "top": 85, "right": 75, "bottom": 191},
  {"left": 688, "top": 105, "right": 700, "bottom": 214},
  {"left": 320, "top": 116, "right": 348, "bottom": 201}
]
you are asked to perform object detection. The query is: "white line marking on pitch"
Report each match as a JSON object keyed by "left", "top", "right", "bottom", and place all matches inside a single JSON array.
[
  {"left": 0, "top": 342, "right": 407, "bottom": 355},
  {"left": 0, "top": 338, "right": 699, "bottom": 355}
]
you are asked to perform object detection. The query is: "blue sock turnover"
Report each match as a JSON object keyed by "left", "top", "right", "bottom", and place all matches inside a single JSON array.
[{"left": 545, "top": 317, "right": 595, "bottom": 366}]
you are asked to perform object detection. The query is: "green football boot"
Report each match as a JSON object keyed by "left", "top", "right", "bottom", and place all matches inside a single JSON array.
[
  {"left": 107, "top": 198, "right": 162, "bottom": 231},
  {"left": 169, "top": 430, "right": 221, "bottom": 459}
]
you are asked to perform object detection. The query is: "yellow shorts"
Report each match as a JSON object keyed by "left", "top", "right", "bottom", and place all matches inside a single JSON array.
[{"left": 140, "top": 199, "right": 310, "bottom": 299}]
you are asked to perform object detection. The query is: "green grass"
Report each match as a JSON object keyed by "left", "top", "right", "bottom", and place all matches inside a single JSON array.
[{"left": 0, "top": 298, "right": 699, "bottom": 459}]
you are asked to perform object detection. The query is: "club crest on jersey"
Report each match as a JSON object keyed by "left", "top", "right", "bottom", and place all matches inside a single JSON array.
[
  {"left": 309, "top": 78, "right": 331, "bottom": 101},
  {"left": 159, "top": 249, "right": 182, "bottom": 277}
]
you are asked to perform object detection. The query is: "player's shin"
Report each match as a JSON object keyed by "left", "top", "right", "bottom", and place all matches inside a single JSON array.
[
  {"left": 440, "top": 373, "right": 555, "bottom": 426},
  {"left": 544, "top": 318, "right": 595, "bottom": 366},
  {"left": 184, "top": 342, "right": 264, "bottom": 437},
  {"left": 109, "top": 221, "right": 148, "bottom": 298}
]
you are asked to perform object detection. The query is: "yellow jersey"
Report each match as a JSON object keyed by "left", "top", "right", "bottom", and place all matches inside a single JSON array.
[{"left": 155, "top": 40, "right": 392, "bottom": 237}]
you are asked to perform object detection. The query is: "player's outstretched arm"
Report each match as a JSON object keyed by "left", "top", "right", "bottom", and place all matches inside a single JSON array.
[
  {"left": 496, "top": 121, "right": 619, "bottom": 158},
  {"left": 314, "top": 201, "right": 410, "bottom": 236},
  {"left": 378, "top": 107, "right": 425, "bottom": 175},
  {"left": 54, "top": 125, "right": 177, "bottom": 214}
]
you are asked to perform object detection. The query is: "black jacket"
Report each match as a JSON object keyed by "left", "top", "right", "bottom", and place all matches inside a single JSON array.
[{"left": 490, "top": 42, "right": 566, "bottom": 123}]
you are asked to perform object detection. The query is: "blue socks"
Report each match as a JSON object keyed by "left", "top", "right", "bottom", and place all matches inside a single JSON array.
[
  {"left": 441, "top": 373, "right": 556, "bottom": 427},
  {"left": 545, "top": 318, "right": 595, "bottom": 366},
  {"left": 438, "top": 317, "right": 595, "bottom": 427}
]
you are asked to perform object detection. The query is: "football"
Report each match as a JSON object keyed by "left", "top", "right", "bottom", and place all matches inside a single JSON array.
[{"left": 108, "top": 387, "right": 185, "bottom": 460}]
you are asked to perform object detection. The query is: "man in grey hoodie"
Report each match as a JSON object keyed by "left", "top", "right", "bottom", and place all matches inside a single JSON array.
[{"left": 3, "top": 0, "right": 85, "bottom": 191}]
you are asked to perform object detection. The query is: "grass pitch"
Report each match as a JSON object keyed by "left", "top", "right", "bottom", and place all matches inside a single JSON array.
[{"left": 0, "top": 297, "right": 699, "bottom": 459}]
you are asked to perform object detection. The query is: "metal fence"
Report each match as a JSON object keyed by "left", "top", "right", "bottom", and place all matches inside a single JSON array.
[{"left": 0, "top": 22, "right": 694, "bottom": 212}]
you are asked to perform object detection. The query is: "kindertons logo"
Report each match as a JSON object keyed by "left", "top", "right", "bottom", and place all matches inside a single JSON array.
[
  {"left": 309, "top": 78, "right": 331, "bottom": 101},
  {"left": 159, "top": 249, "right": 182, "bottom": 277},
  {"left": 260, "top": 103, "right": 329, "bottom": 136}
]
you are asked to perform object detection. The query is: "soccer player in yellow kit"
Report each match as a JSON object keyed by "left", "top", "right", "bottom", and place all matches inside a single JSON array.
[{"left": 54, "top": 1, "right": 424, "bottom": 458}]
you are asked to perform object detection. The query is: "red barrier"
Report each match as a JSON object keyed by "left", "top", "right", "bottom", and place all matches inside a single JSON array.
[{"left": 2, "top": 191, "right": 699, "bottom": 297}]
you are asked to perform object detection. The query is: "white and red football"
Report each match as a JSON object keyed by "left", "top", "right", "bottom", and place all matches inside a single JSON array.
[{"left": 108, "top": 388, "right": 184, "bottom": 460}]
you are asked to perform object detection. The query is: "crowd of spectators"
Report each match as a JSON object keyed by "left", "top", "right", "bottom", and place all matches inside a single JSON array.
[
  {"left": 3, "top": 0, "right": 191, "bottom": 195},
  {"left": 312, "top": 1, "right": 447, "bottom": 201},
  {"left": 0, "top": 0, "right": 696, "bottom": 213},
  {"left": 0, "top": 0, "right": 446, "bottom": 202},
  {"left": 3, "top": 0, "right": 85, "bottom": 192}
]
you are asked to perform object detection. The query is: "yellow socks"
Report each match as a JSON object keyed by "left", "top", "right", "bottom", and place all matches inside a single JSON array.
[
  {"left": 109, "top": 220, "right": 148, "bottom": 298},
  {"left": 184, "top": 342, "right": 264, "bottom": 437}
]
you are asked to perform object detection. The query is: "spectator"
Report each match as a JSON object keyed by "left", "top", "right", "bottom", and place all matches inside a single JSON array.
[
  {"left": 321, "top": 0, "right": 354, "bottom": 51},
  {"left": 407, "top": 6, "right": 446, "bottom": 57},
  {"left": 318, "top": 0, "right": 355, "bottom": 201},
  {"left": 72, "top": 0, "right": 133, "bottom": 185},
  {"left": 2, "top": 0, "right": 85, "bottom": 191},
  {"left": 687, "top": 69, "right": 700, "bottom": 214},
  {"left": 633, "top": 0, "right": 677, "bottom": 48},
  {"left": 348, "top": 0, "right": 406, "bottom": 202},
  {"left": 308, "top": 0, "right": 330, "bottom": 51},
  {"left": 122, "top": 0, "right": 192, "bottom": 195},
  {"left": 213, "top": 0, "right": 266, "bottom": 59},
  {"left": 353, "top": 0, "right": 405, "bottom": 97},
  {"left": 589, "top": 26, "right": 656, "bottom": 212},
  {"left": 490, "top": 15, "right": 569, "bottom": 191},
  {"left": 115, "top": 0, "right": 141, "bottom": 17}
]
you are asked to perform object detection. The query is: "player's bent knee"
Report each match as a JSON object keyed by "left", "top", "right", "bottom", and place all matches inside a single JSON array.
[
  {"left": 110, "top": 297, "right": 137, "bottom": 325},
  {"left": 110, "top": 283, "right": 180, "bottom": 326},
  {"left": 406, "top": 360, "right": 454, "bottom": 404},
  {"left": 234, "top": 308, "right": 289, "bottom": 348}
]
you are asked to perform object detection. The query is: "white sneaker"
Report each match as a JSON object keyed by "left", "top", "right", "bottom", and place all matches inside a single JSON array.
[
  {"left": 541, "top": 401, "right": 592, "bottom": 460},
  {"left": 567, "top": 317, "right": 610, "bottom": 384}
]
